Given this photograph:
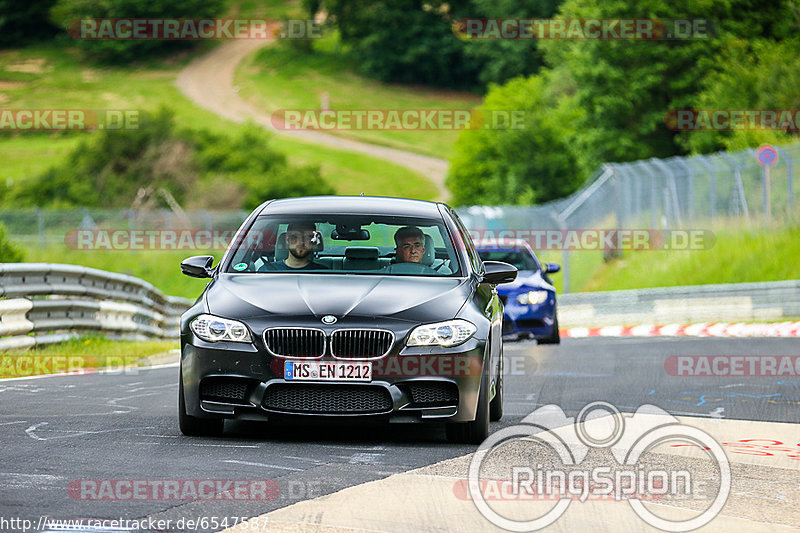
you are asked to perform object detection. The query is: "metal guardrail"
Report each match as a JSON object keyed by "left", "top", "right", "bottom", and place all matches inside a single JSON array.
[
  {"left": 558, "top": 280, "right": 800, "bottom": 328},
  {"left": 0, "top": 263, "right": 193, "bottom": 350}
]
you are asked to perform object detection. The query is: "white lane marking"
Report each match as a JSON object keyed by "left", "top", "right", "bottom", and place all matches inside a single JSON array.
[
  {"left": 318, "top": 444, "right": 386, "bottom": 451},
  {"left": 0, "top": 420, "right": 27, "bottom": 426},
  {"left": 282, "top": 455, "right": 324, "bottom": 463},
  {"left": 347, "top": 453, "right": 384, "bottom": 464},
  {"left": 224, "top": 459, "right": 303, "bottom": 471},
  {"left": 145, "top": 442, "right": 260, "bottom": 448},
  {"left": 25, "top": 424, "right": 159, "bottom": 441},
  {"left": 25, "top": 422, "right": 49, "bottom": 440}
]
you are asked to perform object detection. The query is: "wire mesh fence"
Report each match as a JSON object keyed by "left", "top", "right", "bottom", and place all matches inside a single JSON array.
[
  {"left": 458, "top": 142, "right": 800, "bottom": 291},
  {"left": 2, "top": 142, "right": 797, "bottom": 292}
]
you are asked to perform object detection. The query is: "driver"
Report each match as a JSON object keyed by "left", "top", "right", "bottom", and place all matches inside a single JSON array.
[{"left": 265, "top": 221, "right": 328, "bottom": 271}]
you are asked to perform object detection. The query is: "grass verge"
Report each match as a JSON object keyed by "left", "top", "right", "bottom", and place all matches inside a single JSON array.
[
  {"left": 236, "top": 35, "right": 481, "bottom": 159},
  {"left": 0, "top": 336, "right": 178, "bottom": 379},
  {"left": 581, "top": 222, "right": 800, "bottom": 292}
]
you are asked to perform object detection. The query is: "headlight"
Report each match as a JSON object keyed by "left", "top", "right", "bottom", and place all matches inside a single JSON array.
[
  {"left": 190, "top": 314, "right": 252, "bottom": 343},
  {"left": 407, "top": 319, "right": 477, "bottom": 347},
  {"left": 516, "top": 290, "right": 549, "bottom": 305}
]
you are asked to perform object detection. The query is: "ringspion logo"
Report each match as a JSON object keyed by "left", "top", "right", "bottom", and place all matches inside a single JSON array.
[{"left": 468, "top": 402, "right": 730, "bottom": 531}]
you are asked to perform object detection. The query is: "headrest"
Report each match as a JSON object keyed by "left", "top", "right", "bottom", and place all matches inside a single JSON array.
[
  {"left": 345, "top": 246, "right": 379, "bottom": 260},
  {"left": 422, "top": 234, "right": 435, "bottom": 266},
  {"left": 275, "top": 232, "right": 289, "bottom": 261}
]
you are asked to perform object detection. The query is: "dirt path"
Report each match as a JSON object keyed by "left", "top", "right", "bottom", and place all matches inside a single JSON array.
[{"left": 175, "top": 40, "right": 450, "bottom": 201}]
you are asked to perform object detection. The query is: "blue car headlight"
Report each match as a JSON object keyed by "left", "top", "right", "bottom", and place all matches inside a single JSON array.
[
  {"left": 516, "top": 290, "right": 549, "bottom": 305},
  {"left": 190, "top": 314, "right": 252, "bottom": 343}
]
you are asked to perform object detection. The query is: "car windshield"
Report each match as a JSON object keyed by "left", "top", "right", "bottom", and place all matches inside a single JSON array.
[
  {"left": 477, "top": 249, "right": 539, "bottom": 271},
  {"left": 224, "top": 214, "right": 462, "bottom": 276}
]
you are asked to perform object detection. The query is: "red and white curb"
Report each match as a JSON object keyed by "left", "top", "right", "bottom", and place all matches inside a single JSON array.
[{"left": 561, "top": 321, "right": 800, "bottom": 338}]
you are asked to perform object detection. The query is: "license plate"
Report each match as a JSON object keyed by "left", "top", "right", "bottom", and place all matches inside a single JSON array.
[{"left": 284, "top": 361, "right": 372, "bottom": 382}]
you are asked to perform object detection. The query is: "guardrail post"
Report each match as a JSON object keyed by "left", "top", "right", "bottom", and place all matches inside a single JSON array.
[
  {"left": 698, "top": 155, "right": 716, "bottom": 221},
  {"left": 637, "top": 161, "right": 659, "bottom": 228},
  {"left": 550, "top": 209, "right": 569, "bottom": 294},
  {"left": 775, "top": 145, "right": 794, "bottom": 214},
  {"left": 720, "top": 152, "right": 750, "bottom": 220}
]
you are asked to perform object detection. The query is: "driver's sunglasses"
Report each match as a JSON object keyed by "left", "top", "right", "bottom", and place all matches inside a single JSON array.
[{"left": 400, "top": 241, "right": 424, "bottom": 251}]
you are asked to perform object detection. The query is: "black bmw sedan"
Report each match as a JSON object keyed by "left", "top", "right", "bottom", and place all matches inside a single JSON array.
[{"left": 178, "top": 196, "right": 517, "bottom": 443}]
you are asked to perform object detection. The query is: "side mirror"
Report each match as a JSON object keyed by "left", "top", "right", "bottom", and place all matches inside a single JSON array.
[
  {"left": 481, "top": 261, "right": 518, "bottom": 284},
  {"left": 544, "top": 263, "right": 561, "bottom": 274},
  {"left": 181, "top": 255, "right": 215, "bottom": 278}
]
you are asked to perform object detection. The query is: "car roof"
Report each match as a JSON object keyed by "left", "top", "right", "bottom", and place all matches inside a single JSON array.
[{"left": 258, "top": 196, "right": 446, "bottom": 218}]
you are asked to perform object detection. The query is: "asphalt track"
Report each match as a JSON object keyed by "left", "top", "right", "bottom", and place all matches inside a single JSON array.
[{"left": 1, "top": 336, "right": 798, "bottom": 532}]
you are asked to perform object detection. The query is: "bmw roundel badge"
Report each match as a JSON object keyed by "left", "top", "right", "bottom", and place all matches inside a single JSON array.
[{"left": 321, "top": 315, "right": 337, "bottom": 325}]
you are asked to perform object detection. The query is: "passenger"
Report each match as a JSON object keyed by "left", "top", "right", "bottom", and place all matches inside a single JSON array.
[{"left": 383, "top": 226, "right": 437, "bottom": 274}]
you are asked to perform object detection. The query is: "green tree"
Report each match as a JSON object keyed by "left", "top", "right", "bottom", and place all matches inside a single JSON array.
[
  {"left": 447, "top": 72, "right": 590, "bottom": 206},
  {"left": 0, "top": 0, "right": 59, "bottom": 46},
  {"left": 461, "top": 0, "right": 564, "bottom": 87},
  {"left": 680, "top": 37, "right": 800, "bottom": 153},
  {"left": 323, "top": 0, "right": 480, "bottom": 88},
  {"left": 539, "top": 0, "right": 800, "bottom": 164},
  {"left": 49, "top": 0, "right": 225, "bottom": 62}
]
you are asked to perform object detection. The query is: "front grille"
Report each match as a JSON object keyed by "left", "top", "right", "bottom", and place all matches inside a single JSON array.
[
  {"left": 264, "top": 328, "right": 325, "bottom": 357},
  {"left": 200, "top": 378, "right": 251, "bottom": 404},
  {"left": 407, "top": 382, "right": 459, "bottom": 407},
  {"left": 262, "top": 384, "right": 393, "bottom": 414},
  {"left": 330, "top": 329, "right": 393, "bottom": 358}
]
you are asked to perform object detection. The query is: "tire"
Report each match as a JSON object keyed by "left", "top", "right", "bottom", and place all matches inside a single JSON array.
[
  {"left": 537, "top": 315, "right": 561, "bottom": 345},
  {"left": 447, "top": 358, "right": 490, "bottom": 444},
  {"left": 489, "top": 344, "right": 503, "bottom": 422},
  {"left": 179, "top": 375, "right": 224, "bottom": 437}
]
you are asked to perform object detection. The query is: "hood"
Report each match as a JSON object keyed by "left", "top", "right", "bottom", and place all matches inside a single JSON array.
[
  {"left": 206, "top": 273, "right": 472, "bottom": 322},
  {"left": 497, "top": 269, "right": 554, "bottom": 293}
]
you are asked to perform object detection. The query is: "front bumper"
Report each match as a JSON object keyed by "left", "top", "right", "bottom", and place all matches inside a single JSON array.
[
  {"left": 180, "top": 336, "right": 487, "bottom": 424},
  {"left": 501, "top": 294, "right": 556, "bottom": 339}
]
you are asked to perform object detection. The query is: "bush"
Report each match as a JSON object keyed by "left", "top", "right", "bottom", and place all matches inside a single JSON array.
[
  {"left": 13, "top": 109, "right": 334, "bottom": 209},
  {"left": 0, "top": 223, "right": 25, "bottom": 263}
]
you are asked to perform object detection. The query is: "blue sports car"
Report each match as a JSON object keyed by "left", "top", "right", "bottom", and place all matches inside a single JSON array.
[{"left": 476, "top": 240, "right": 560, "bottom": 344}]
